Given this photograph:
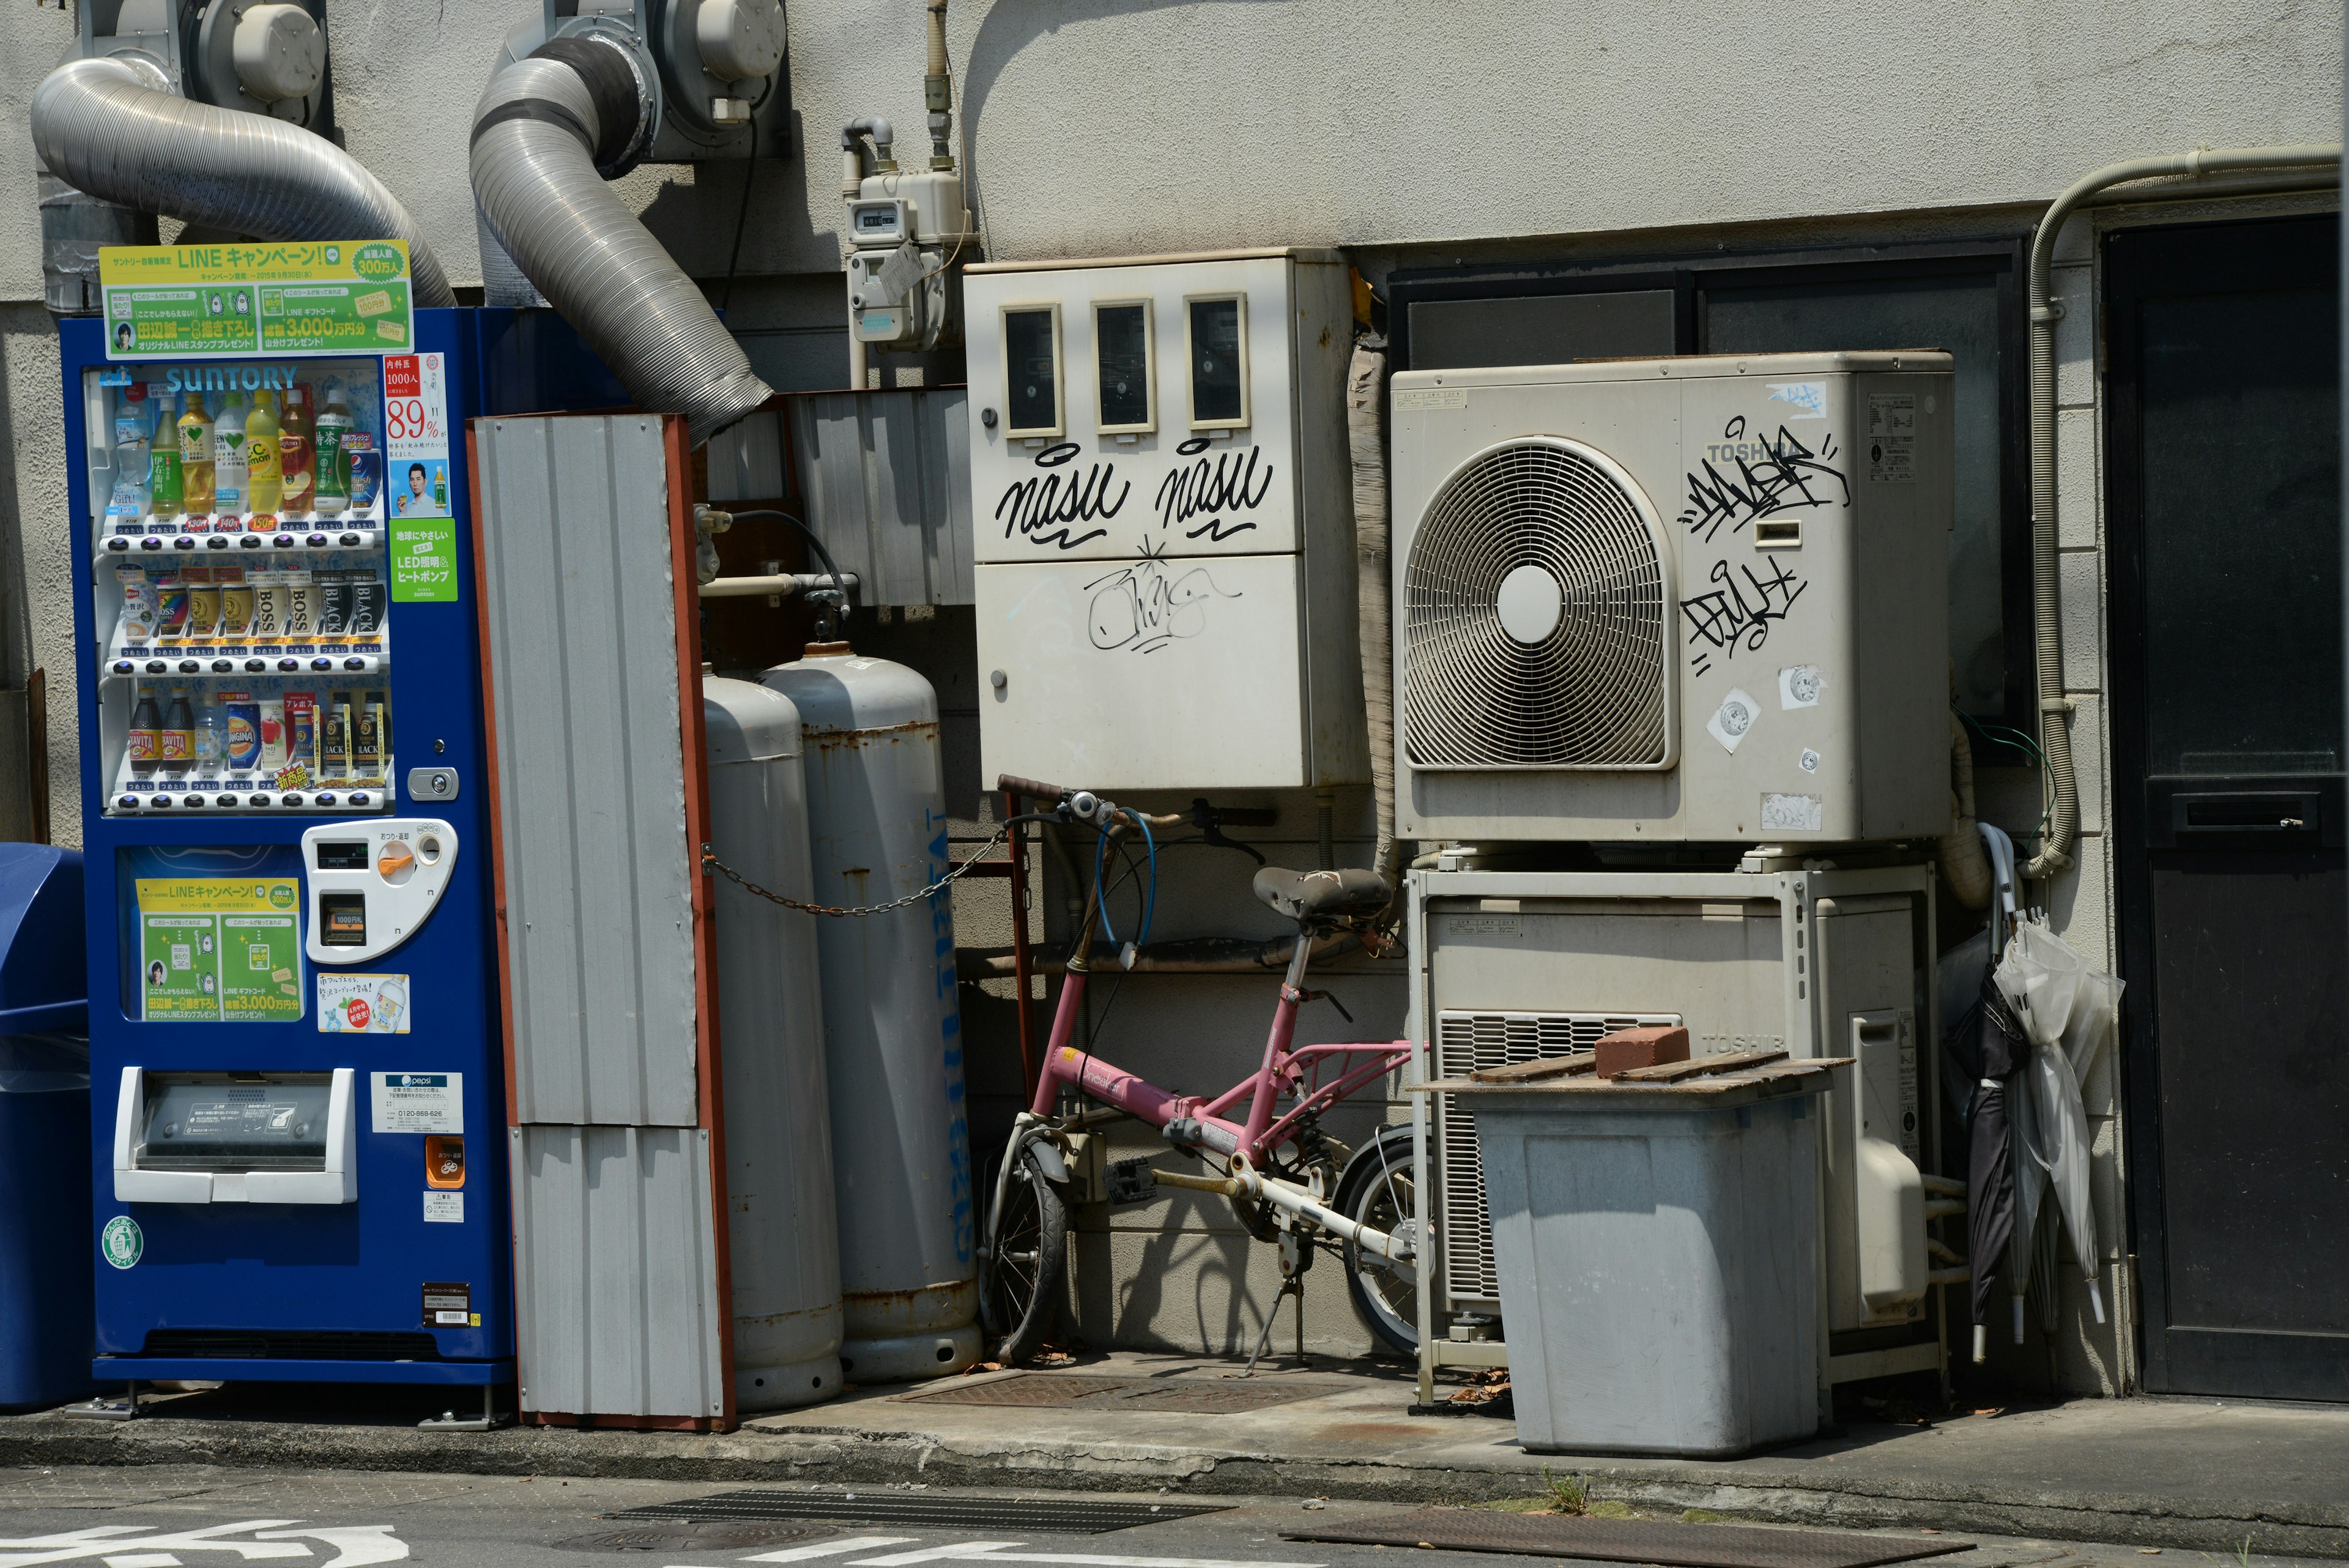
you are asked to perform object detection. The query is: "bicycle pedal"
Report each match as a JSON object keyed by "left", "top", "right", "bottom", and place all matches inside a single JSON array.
[{"left": 1105, "top": 1156, "right": 1157, "bottom": 1206}]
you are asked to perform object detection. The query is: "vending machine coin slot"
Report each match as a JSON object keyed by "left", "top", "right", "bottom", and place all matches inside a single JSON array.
[
  {"left": 301, "top": 819, "right": 458, "bottom": 964},
  {"left": 319, "top": 891, "right": 368, "bottom": 947}
]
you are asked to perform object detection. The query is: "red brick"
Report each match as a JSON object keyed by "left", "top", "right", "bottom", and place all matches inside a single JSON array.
[{"left": 1594, "top": 1025, "right": 1690, "bottom": 1079}]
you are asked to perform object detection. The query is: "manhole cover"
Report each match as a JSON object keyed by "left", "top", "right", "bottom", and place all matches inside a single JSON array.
[
  {"left": 555, "top": 1521, "right": 835, "bottom": 1553},
  {"left": 614, "top": 1490, "right": 1229, "bottom": 1534},
  {"left": 1285, "top": 1510, "right": 1972, "bottom": 1568},
  {"left": 899, "top": 1375, "right": 1138, "bottom": 1408},
  {"left": 900, "top": 1373, "right": 1341, "bottom": 1413}
]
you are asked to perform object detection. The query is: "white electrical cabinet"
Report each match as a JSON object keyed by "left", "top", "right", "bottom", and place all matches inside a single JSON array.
[
  {"left": 1390, "top": 353, "right": 1953, "bottom": 843},
  {"left": 1406, "top": 863, "right": 1945, "bottom": 1395},
  {"left": 963, "top": 250, "right": 1365, "bottom": 791}
]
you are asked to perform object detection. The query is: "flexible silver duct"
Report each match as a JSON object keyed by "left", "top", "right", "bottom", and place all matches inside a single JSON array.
[
  {"left": 31, "top": 55, "right": 456, "bottom": 309},
  {"left": 472, "top": 40, "right": 773, "bottom": 447}
]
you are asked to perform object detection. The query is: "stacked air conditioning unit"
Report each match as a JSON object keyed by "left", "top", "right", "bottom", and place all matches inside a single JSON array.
[
  {"left": 1392, "top": 353, "right": 1953, "bottom": 844},
  {"left": 1392, "top": 353, "right": 1954, "bottom": 1391}
]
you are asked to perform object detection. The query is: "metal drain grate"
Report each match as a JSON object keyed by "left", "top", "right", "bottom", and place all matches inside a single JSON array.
[
  {"left": 555, "top": 1522, "right": 836, "bottom": 1553},
  {"left": 614, "top": 1490, "right": 1230, "bottom": 1534},
  {"left": 899, "top": 1372, "right": 1341, "bottom": 1414},
  {"left": 1284, "top": 1510, "right": 1972, "bottom": 1568}
]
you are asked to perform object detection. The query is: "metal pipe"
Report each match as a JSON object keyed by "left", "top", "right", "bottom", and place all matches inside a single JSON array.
[
  {"left": 923, "top": 1, "right": 954, "bottom": 169},
  {"left": 698, "top": 572, "right": 859, "bottom": 598},
  {"left": 472, "top": 39, "right": 775, "bottom": 446},
  {"left": 2021, "top": 144, "right": 2340, "bottom": 879},
  {"left": 31, "top": 56, "right": 456, "bottom": 308}
]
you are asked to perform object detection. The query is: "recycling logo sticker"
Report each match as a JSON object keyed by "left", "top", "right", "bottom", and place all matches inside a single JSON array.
[{"left": 101, "top": 1214, "right": 143, "bottom": 1270}]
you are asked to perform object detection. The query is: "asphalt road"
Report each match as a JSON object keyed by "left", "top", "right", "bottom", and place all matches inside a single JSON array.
[{"left": 0, "top": 1468, "right": 2306, "bottom": 1568}]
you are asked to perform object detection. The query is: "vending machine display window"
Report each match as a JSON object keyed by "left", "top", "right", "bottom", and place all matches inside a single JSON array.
[
  {"left": 86, "top": 355, "right": 404, "bottom": 817},
  {"left": 115, "top": 844, "right": 306, "bottom": 1022}
]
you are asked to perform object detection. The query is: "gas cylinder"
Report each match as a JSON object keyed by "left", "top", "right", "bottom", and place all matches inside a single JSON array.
[
  {"left": 703, "top": 677, "right": 844, "bottom": 1410},
  {"left": 760, "top": 644, "right": 979, "bottom": 1381}
]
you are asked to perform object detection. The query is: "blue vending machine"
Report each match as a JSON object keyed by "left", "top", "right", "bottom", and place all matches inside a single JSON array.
[{"left": 64, "top": 272, "right": 620, "bottom": 1416}]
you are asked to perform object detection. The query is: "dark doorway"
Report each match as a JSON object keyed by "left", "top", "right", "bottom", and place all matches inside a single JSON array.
[{"left": 2106, "top": 213, "right": 2347, "bottom": 1400}]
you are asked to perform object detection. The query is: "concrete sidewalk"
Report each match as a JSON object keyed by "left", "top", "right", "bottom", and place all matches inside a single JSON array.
[{"left": 3, "top": 1353, "right": 2343, "bottom": 1557}]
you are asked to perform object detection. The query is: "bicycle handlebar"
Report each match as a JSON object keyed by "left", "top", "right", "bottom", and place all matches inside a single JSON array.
[
  {"left": 996, "top": 775, "right": 1182, "bottom": 830},
  {"left": 997, "top": 774, "right": 1072, "bottom": 803}
]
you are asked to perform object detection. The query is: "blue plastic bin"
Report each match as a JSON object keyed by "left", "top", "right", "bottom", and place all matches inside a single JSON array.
[{"left": 0, "top": 844, "right": 93, "bottom": 1410}]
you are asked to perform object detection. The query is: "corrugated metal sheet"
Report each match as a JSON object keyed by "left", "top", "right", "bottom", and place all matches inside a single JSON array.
[
  {"left": 476, "top": 414, "right": 700, "bottom": 1128},
  {"left": 510, "top": 1124, "right": 727, "bottom": 1422},
  {"left": 704, "top": 391, "right": 974, "bottom": 607}
]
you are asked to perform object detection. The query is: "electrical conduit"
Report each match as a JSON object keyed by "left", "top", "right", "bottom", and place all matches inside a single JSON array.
[
  {"left": 471, "top": 37, "right": 773, "bottom": 446},
  {"left": 2022, "top": 143, "right": 2339, "bottom": 879},
  {"left": 31, "top": 55, "right": 456, "bottom": 308},
  {"left": 1347, "top": 339, "right": 1400, "bottom": 886}
]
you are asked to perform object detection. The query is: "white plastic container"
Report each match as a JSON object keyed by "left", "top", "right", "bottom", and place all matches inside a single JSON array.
[
  {"left": 1445, "top": 1063, "right": 1836, "bottom": 1457},
  {"left": 760, "top": 646, "right": 979, "bottom": 1381},
  {"left": 703, "top": 677, "right": 844, "bottom": 1411}
]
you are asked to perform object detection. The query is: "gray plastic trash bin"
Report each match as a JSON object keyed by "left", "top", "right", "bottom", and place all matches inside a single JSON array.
[{"left": 1427, "top": 1059, "right": 1843, "bottom": 1457}]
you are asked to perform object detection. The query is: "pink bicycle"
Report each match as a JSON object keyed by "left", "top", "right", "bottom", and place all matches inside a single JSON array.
[{"left": 977, "top": 775, "right": 1422, "bottom": 1366}]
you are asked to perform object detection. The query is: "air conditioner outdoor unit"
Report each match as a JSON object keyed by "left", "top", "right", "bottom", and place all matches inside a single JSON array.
[{"left": 1390, "top": 353, "right": 1953, "bottom": 844}]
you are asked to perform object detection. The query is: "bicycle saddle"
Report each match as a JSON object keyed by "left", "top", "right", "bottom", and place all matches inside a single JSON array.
[{"left": 1252, "top": 866, "right": 1391, "bottom": 923}]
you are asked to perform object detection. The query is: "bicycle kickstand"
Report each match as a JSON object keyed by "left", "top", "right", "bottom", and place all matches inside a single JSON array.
[{"left": 1242, "top": 1238, "right": 1310, "bottom": 1377}]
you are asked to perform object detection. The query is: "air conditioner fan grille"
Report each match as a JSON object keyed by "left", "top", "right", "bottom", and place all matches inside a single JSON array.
[{"left": 1403, "top": 439, "right": 1668, "bottom": 768}]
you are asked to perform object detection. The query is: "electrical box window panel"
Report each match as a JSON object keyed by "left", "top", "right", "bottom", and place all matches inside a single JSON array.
[
  {"left": 964, "top": 249, "right": 1367, "bottom": 791},
  {"left": 1389, "top": 352, "right": 1953, "bottom": 844},
  {"left": 84, "top": 356, "right": 412, "bottom": 816},
  {"left": 1416, "top": 872, "right": 1933, "bottom": 1340}
]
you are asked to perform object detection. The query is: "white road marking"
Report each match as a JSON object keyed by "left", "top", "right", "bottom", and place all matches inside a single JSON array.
[
  {"left": 0, "top": 1520, "right": 311, "bottom": 1566},
  {"left": 740, "top": 1540, "right": 922, "bottom": 1564},
  {"left": 99, "top": 1555, "right": 180, "bottom": 1567},
  {"left": 258, "top": 1528, "right": 407, "bottom": 1566}
]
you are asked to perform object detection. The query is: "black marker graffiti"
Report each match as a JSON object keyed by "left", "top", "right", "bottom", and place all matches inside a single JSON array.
[
  {"left": 1680, "top": 555, "right": 1808, "bottom": 673},
  {"left": 1677, "top": 418, "right": 1849, "bottom": 543},
  {"left": 1154, "top": 443, "right": 1275, "bottom": 543},
  {"left": 995, "top": 442, "right": 1129, "bottom": 551},
  {"left": 1085, "top": 542, "right": 1241, "bottom": 654}
]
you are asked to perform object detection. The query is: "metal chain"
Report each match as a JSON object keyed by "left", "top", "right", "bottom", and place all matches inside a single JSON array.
[{"left": 700, "top": 823, "right": 1011, "bottom": 918}]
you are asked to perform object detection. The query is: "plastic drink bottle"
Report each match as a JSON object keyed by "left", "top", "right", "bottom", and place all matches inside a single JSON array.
[
  {"left": 161, "top": 686, "right": 195, "bottom": 765},
  {"left": 279, "top": 384, "right": 315, "bottom": 515},
  {"left": 128, "top": 685, "right": 161, "bottom": 771},
  {"left": 178, "top": 390, "right": 216, "bottom": 515},
  {"left": 194, "top": 695, "right": 223, "bottom": 773},
  {"left": 213, "top": 393, "right": 250, "bottom": 518},
  {"left": 245, "top": 388, "right": 283, "bottom": 518},
  {"left": 149, "top": 390, "right": 182, "bottom": 515},
  {"left": 106, "top": 385, "right": 151, "bottom": 524},
  {"left": 433, "top": 466, "right": 447, "bottom": 511},
  {"left": 313, "top": 383, "right": 352, "bottom": 516}
]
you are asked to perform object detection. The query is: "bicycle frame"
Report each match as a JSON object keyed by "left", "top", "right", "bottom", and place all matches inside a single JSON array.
[{"left": 1028, "top": 933, "right": 1410, "bottom": 1170}]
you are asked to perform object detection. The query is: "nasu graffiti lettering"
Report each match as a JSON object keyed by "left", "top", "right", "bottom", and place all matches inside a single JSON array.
[{"left": 993, "top": 440, "right": 1129, "bottom": 551}]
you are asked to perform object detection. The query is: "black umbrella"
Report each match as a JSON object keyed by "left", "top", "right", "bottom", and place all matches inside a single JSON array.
[{"left": 1946, "top": 972, "right": 2028, "bottom": 1330}]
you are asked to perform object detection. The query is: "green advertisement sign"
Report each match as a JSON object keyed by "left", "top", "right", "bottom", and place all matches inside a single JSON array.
[
  {"left": 391, "top": 514, "right": 460, "bottom": 603},
  {"left": 100, "top": 240, "right": 414, "bottom": 361},
  {"left": 135, "top": 879, "right": 303, "bottom": 1022}
]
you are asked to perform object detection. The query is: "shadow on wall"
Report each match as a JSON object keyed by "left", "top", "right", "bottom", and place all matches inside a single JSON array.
[
  {"left": 1093, "top": 1213, "right": 1258, "bottom": 1355},
  {"left": 956, "top": 0, "right": 1289, "bottom": 254},
  {"left": 636, "top": 109, "right": 822, "bottom": 280}
]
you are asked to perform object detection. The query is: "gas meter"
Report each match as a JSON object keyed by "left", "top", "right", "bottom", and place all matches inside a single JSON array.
[{"left": 845, "top": 165, "right": 973, "bottom": 350}]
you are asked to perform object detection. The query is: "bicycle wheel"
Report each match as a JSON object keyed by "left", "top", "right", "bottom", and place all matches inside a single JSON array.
[
  {"left": 981, "top": 1143, "right": 1069, "bottom": 1364},
  {"left": 1334, "top": 1124, "right": 1420, "bottom": 1358}
]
